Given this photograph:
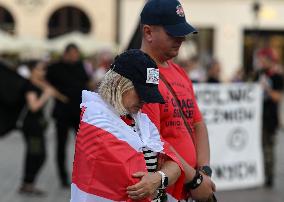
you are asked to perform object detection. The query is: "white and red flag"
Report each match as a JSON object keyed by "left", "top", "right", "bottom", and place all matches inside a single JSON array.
[{"left": 71, "top": 91, "right": 185, "bottom": 202}]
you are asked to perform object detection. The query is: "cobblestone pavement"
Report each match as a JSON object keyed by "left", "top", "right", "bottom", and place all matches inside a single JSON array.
[{"left": 0, "top": 123, "right": 283, "bottom": 202}]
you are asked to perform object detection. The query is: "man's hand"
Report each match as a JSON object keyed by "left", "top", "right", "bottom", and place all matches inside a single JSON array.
[
  {"left": 126, "top": 172, "right": 161, "bottom": 200},
  {"left": 190, "top": 172, "right": 216, "bottom": 201}
]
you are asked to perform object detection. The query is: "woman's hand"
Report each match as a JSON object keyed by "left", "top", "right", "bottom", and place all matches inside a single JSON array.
[{"left": 126, "top": 172, "right": 161, "bottom": 200}]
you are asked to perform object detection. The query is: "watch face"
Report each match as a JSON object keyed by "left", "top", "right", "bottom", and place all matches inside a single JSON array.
[
  {"left": 197, "top": 178, "right": 202, "bottom": 184},
  {"left": 201, "top": 166, "right": 212, "bottom": 177}
]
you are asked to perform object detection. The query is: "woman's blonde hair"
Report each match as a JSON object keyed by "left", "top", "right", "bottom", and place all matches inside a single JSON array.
[{"left": 98, "top": 70, "right": 134, "bottom": 115}]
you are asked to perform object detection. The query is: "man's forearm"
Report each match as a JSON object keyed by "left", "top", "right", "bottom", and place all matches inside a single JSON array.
[
  {"left": 160, "top": 160, "right": 181, "bottom": 186},
  {"left": 170, "top": 146, "right": 196, "bottom": 183},
  {"left": 194, "top": 121, "right": 210, "bottom": 167}
]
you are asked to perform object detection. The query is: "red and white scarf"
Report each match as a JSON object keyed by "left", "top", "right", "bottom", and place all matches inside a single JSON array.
[{"left": 71, "top": 91, "right": 185, "bottom": 202}]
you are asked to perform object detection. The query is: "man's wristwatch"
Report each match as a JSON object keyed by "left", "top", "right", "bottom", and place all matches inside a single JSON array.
[
  {"left": 199, "top": 165, "right": 212, "bottom": 177},
  {"left": 157, "top": 171, "right": 168, "bottom": 189},
  {"left": 184, "top": 170, "right": 203, "bottom": 190}
]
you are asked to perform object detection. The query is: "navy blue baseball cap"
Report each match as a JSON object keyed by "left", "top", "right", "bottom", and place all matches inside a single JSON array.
[
  {"left": 111, "top": 49, "right": 165, "bottom": 104},
  {"left": 140, "top": 0, "right": 197, "bottom": 37}
]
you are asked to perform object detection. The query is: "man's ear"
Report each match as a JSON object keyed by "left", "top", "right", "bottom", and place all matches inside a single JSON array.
[{"left": 142, "top": 25, "right": 153, "bottom": 43}]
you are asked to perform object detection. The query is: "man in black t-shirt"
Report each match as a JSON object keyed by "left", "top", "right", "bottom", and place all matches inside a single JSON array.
[
  {"left": 255, "top": 48, "right": 284, "bottom": 187},
  {"left": 46, "top": 44, "right": 91, "bottom": 187}
]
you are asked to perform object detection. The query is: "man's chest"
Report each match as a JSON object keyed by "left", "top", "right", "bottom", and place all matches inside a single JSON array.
[{"left": 159, "top": 78, "right": 195, "bottom": 120}]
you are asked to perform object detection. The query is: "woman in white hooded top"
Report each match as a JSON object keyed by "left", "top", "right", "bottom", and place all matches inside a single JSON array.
[{"left": 71, "top": 49, "right": 185, "bottom": 202}]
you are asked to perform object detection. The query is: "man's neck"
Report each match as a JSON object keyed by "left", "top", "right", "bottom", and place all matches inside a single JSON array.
[
  {"left": 140, "top": 45, "right": 169, "bottom": 67},
  {"left": 157, "top": 60, "right": 169, "bottom": 67}
]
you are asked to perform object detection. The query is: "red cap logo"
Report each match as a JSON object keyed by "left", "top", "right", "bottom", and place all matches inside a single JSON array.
[{"left": 176, "top": 5, "right": 185, "bottom": 17}]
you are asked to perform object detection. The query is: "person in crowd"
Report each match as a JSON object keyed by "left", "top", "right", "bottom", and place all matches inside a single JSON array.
[
  {"left": 84, "top": 48, "right": 114, "bottom": 91},
  {"left": 46, "top": 43, "right": 91, "bottom": 187},
  {"left": 254, "top": 48, "right": 284, "bottom": 187},
  {"left": 19, "top": 60, "right": 67, "bottom": 196},
  {"left": 0, "top": 61, "right": 27, "bottom": 137},
  {"left": 231, "top": 67, "right": 245, "bottom": 83},
  {"left": 71, "top": 49, "right": 185, "bottom": 202},
  {"left": 179, "top": 56, "right": 205, "bottom": 83},
  {"left": 206, "top": 59, "right": 221, "bottom": 83},
  {"left": 92, "top": 49, "right": 114, "bottom": 86},
  {"left": 139, "top": 0, "right": 216, "bottom": 201}
]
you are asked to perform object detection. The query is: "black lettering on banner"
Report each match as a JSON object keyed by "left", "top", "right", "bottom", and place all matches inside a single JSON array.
[
  {"left": 195, "top": 89, "right": 225, "bottom": 105},
  {"left": 229, "top": 87, "right": 254, "bottom": 102},
  {"left": 202, "top": 108, "right": 254, "bottom": 124},
  {"left": 195, "top": 86, "right": 255, "bottom": 105},
  {"left": 212, "top": 161, "right": 257, "bottom": 180}
]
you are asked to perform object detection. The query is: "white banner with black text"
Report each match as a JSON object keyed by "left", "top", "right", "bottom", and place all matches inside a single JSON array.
[{"left": 194, "top": 83, "right": 264, "bottom": 190}]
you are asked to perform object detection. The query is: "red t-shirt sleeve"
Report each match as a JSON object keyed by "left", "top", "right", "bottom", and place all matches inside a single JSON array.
[{"left": 142, "top": 103, "right": 161, "bottom": 131}]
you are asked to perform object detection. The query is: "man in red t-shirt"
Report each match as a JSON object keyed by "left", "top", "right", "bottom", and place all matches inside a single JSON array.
[{"left": 140, "top": 0, "right": 216, "bottom": 201}]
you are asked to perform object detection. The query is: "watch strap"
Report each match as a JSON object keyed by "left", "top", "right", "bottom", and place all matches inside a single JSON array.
[
  {"left": 185, "top": 170, "right": 203, "bottom": 190},
  {"left": 199, "top": 165, "right": 212, "bottom": 177}
]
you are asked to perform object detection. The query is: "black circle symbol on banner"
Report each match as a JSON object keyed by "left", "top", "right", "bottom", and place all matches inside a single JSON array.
[{"left": 227, "top": 128, "right": 249, "bottom": 151}]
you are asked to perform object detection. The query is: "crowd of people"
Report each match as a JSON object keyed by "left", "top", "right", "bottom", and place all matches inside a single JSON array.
[
  {"left": 0, "top": 44, "right": 113, "bottom": 195},
  {"left": 0, "top": 0, "right": 283, "bottom": 201}
]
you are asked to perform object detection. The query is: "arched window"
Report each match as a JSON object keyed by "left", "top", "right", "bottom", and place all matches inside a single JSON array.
[
  {"left": 48, "top": 6, "right": 91, "bottom": 38},
  {"left": 0, "top": 6, "right": 15, "bottom": 34}
]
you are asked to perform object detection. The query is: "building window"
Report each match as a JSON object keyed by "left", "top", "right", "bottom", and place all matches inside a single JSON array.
[
  {"left": 0, "top": 6, "right": 15, "bottom": 34},
  {"left": 48, "top": 6, "right": 91, "bottom": 39},
  {"left": 190, "top": 28, "right": 214, "bottom": 64},
  {"left": 244, "top": 30, "right": 284, "bottom": 74},
  {"left": 178, "top": 28, "right": 214, "bottom": 67}
]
